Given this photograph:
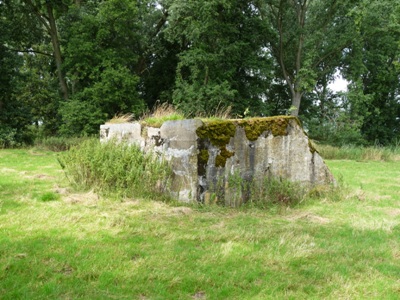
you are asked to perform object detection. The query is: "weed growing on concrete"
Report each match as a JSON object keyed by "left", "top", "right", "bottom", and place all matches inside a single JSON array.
[
  {"left": 140, "top": 102, "right": 185, "bottom": 127},
  {"left": 58, "top": 139, "right": 172, "bottom": 199},
  {"left": 217, "top": 172, "right": 307, "bottom": 208}
]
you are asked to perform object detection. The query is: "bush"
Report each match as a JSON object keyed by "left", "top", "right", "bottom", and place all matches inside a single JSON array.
[
  {"left": 58, "top": 139, "right": 172, "bottom": 199},
  {"left": 0, "top": 128, "right": 20, "bottom": 148}
]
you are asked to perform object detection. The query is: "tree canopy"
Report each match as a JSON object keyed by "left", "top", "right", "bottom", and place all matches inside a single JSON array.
[{"left": 1, "top": 0, "right": 399, "bottom": 145}]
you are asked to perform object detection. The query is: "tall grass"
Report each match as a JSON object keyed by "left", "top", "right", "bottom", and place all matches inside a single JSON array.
[
  {"left": 248, "top": 177, "right": 307, "bottom": 208},
  {"left": 58, "top": 139, "right": 172, "bottom": 199},
  {"left": 316, "top": 144, "right": 400, "bottom": 161}
]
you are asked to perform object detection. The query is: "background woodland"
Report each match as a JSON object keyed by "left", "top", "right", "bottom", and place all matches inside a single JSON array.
[{"left": 1, "top": 0, "right": 399, "bottom": 146}]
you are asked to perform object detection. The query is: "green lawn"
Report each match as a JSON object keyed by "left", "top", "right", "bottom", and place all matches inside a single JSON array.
[{"left": 1, "top": 149, "right": 399, "bottom": 299}]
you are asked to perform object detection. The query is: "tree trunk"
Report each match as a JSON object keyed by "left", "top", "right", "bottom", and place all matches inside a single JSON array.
[
  {"left": 290, "top": 91, "right": 302, "bottom": 116},
  {"left": 46, "top": 2, "right": 69, "bottom": 100}
]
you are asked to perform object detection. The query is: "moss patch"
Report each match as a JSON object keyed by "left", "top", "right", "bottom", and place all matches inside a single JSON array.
[
  {"left": 198, "top": 149, "right": 210, "bottom": 165},
  {"left": 198, "top": 149, "right": 210, "bottom": 175},
  {"left": 236, "top": 116, "right": 294, "bottom": 141},
  {"left": 196, "top": 121, "right": 236, "bottom": 168},
  {"left": 196, "top": 116, "right": 303, "bottom": 168},
  {"left": 215, "top": 147, "right": 235, "bottom": 168},
  {"left": 196, "top": 120, "right": 236, "bottom": 147}
]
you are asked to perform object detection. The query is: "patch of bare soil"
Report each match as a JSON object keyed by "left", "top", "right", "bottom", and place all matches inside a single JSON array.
[{"left": 19, "top": 172, "right": 55, "bottom": 180}]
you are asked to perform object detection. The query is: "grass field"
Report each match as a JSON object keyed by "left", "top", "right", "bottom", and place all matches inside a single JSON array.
[{"left": 1, "top": 149, "right": 399, "bottom": 299}]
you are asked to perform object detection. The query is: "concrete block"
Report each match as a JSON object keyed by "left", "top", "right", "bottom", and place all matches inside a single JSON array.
[{"left": 100, "top": 116, "right": 335, "bottom": 204}]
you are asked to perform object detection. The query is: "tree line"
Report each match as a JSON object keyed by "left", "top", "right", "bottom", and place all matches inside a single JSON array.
[{"left": 0, "top": 0, "right": 399, "bottom": 146}]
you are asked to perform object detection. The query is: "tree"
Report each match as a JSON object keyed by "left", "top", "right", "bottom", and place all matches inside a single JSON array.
[
  {"left": 0, "top": 1, "right": 37, "bottom": 146},
  {"left": 21, "top": 0, "right": 70, "bottom": 100},
  {"left": 57, "top": 0, "right": 147, "bottom": 135},
  {"left": 344, "top": 0, "right": 400, "bottom": 144},
  {"left": 165, "top": 0, "right": 272, "bottom": 116},
  {"left": 258, "top": 0, "right": 358, "bottom": 116},
  {"left": 15, "top": 52, "right": 61, "bottom": 135}
]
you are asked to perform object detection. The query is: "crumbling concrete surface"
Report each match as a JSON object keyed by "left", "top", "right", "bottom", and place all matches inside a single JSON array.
[{"left": 100, "top": 116, "right": 335, "bottom": 204}]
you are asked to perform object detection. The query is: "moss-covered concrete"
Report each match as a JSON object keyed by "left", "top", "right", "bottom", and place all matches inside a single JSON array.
[
  {"left": 196, "top": 120, "right": 237, "bottom": 168},
  {"left": 196, "top": 116, "right": 299, "bottom": 167},
  {"left": 196, "top": 120, "right": 236, "bottom": 147},
  {"left": 100, "top": 116, "right": 335, "bottom": 204},
  {"left": 215, "top": 147, "right": 235, "bottom": 168},
  {"left": 197, "top": 149, "right": 210, "bottom": 175},
  {"left": 236, "top": 116, "right": 296, "bottom": 141}
]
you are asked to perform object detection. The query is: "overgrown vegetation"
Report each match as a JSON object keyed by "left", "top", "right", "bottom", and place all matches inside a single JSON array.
[{"left": 58, "top": 139, "right": 172, "bottom": 199}]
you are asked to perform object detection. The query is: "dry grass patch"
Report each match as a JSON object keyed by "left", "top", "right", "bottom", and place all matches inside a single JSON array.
[
  {"left": 106, "top": 113, "right": 134, "bottom": 124},
  {"left": 386, "top": 209, "right": 400, "bottom": 217},
  {"left": 285, "top": 212, "right": 331, "bottom": 224},
  {"left": 62, "top": 190, "right": 99, "bottom": 205}
]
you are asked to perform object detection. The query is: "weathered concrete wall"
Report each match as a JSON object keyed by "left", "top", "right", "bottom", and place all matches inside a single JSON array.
[{"left": 100, "top": 116, "right": 335, "bottom": 204}]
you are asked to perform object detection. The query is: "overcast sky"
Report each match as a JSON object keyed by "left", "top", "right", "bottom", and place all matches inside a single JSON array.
[{"left": 328, "top": 72, "right": 349, "bottom": 92}]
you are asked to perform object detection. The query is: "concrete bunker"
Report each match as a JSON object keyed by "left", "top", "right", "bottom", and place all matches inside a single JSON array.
[{"left": 100, "top": 116, "right": 335, "bottom": 205}]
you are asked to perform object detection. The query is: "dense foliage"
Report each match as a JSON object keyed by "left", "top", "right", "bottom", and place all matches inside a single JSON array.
[{"left": 1, "top": 0, "right": 399, "bottom": 146}]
